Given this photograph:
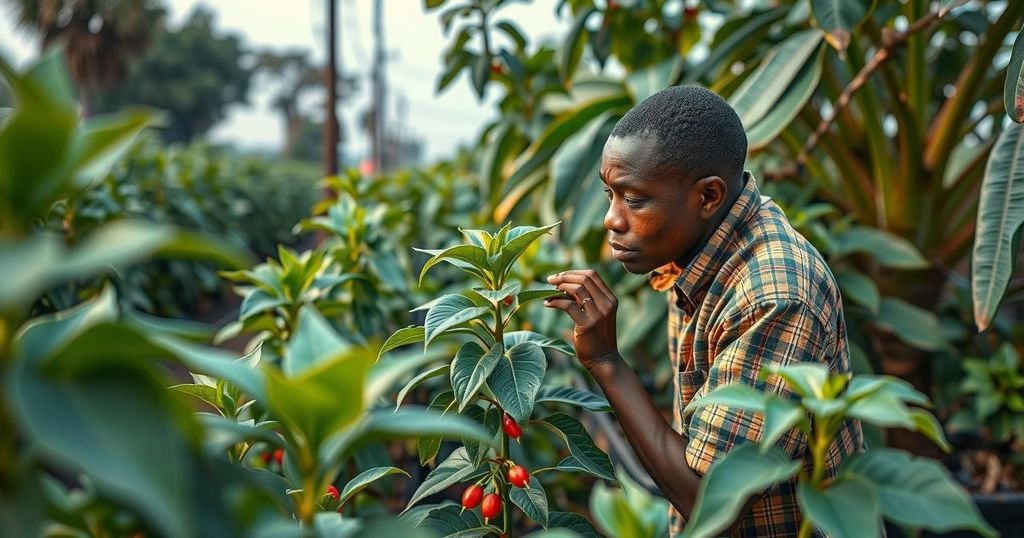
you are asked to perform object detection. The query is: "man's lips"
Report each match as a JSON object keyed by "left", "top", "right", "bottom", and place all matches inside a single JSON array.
[{"left": 609, "top": 241, "right": 638, "bottom": 261}]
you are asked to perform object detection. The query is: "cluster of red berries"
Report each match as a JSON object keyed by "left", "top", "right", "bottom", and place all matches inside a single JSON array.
[
  {"left": 261, "top": 448, "right": 284, "bottom": 466},
  {"left": 461, "top": 463, "right": 531, "bottom": 520}
]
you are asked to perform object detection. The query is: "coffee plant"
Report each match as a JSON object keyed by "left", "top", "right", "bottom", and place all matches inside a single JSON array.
[{"left": 382, "top": 223, "right": 613, "bottom": 536}]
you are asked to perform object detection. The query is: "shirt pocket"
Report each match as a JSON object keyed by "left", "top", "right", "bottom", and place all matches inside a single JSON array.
[{"left": 677, "top": 368, "right": 707, "bottom": 421}]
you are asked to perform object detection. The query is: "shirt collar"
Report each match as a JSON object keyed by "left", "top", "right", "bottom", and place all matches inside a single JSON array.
[{"left": 648, "top": 172, "right": 763, "bottom": 311}]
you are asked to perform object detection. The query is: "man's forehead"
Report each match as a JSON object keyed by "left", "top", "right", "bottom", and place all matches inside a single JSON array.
[{"left": 601, "top": 134, "right": 658, "bottom": 180}]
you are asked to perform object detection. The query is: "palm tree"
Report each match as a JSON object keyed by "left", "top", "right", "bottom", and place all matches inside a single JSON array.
[{"left": 8, "top": 0, "right": 166, "bottom": 116}]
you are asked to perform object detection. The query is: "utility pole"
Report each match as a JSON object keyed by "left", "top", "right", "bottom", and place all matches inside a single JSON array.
[
  {"left": 371, "top": 0, "right": 386, "bottom": 174},
  {"left": 324, "top": 0, "right": 340, "bottom": 176}
]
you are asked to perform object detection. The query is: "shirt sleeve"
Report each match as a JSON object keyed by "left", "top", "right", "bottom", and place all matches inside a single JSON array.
[{"left": 684, "top": 297, "right": 834, "bottom": 475}]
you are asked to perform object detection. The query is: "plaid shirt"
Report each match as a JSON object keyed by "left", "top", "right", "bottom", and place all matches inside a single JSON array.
[{"left": 650, "top": 173, "right": 864, "bottom": 538}]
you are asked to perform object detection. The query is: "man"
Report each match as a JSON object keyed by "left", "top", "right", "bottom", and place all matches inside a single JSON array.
[{"left": 543, "top": 86, "right": 863, "bottom": 537}]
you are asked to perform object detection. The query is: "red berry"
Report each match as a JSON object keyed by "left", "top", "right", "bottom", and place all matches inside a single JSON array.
[
  {"left": 507, "top": 465, "right": 530, "bottom": 488},
  {"left": 273, "top": 449, "right": 283, "bottom": 464},
  {"left": 326, "top": 485, "right": 339, "bottom": 500},
  {"left": 502, "top": 414, "right": 522, "bottom": 439},
  {"left": 608, "top": 0, "right": 620, "bottom": 10},
  {"left": 462, "top": 484, "right": 484, "bottom": 509},
  {"left": 261, "top": 451, "right": 272, "bottom": 464},
  {"left": 684, "top": 6, "right": 698, "bottom": 19},
  {"left": 503, "top": 295, "right": 514, "bottom": 306},
  {"left": 481, "top": 493, "right": 502, "bottom": 519},
  {"left": 490, "top": 63, "right": 503, "bottom": 75}
]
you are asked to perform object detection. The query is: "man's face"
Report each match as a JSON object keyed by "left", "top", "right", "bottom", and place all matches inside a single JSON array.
[{"left": 600, "top": 134, "right": 714, "bottom": 274}]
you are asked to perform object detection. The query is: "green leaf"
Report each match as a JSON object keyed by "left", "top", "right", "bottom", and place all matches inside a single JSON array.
[
  {"left": 729, "top": 29, "right": 823, "bottom": 128},
  {"left": 1006, "top": 22, "right": 1024, "bottom": 122},
  {"left": 797, "top": 476, "right": 880, "bottom": 538},
  {"left": 843, "top": 449, "right": 995, "bottom": 537},
  {"left": 973, "top": 121, "right": 1024, "bottom": 331},
  {"left": 424, "top": 294, "right": 491, "bottom": 347},
  {"left": 548, "top": 512, "right": 602, "bottom": 537},
  {"left": 559, "top": 8, "right": 596, "bottom": 82},
  {"left": 472, "top": 282, "right": 521, "bottom": 304},
  {"left": 417, "top": 391, "right": 456, "bottom": 466},
  {"left": 833, "top": 227, "right": 930, "bottom": 269},
  {"left": 761, "top": 397, "right": 806, "bottom": 453},
  {"left": 471, "top": 51, "right": 491, "bottom": 100},
  {"left": 836, "top": 267, "right": 880, "bottom": 313},
  {"left": 552, "top": 112, "right": 614, "bottom": 214},
  {"left": 874, "top": 297, "right": 948, "bottom": 352},
  {"left": 396, "top": 363, "right": 449, "bottom": 410},
  {"left": 265, "top": 347, "right": 372, "bottom": 453},
  {"left": 846, "top": 391, "right": 915, "bottom": 428},
  {"left": 910, "top": 409, "right": 951, "bottom": 453},
  {"left": 15, "top": 285, "right": 118, "bottom": 365},
  {"left": 626, "top": 56, "right": 682, "bottom": 103},
  {"left": 504, "top": 331, "right": 574, "bottom": 357},
  {"left": 517, "top": 288, "right": 565, "bottom": 307},
  {"left": 379, "top": 326, "right": 426, "bottom": 361},
  {"left": 339, "top": 466, "right": 410, "bottom": 507},
  {"left": 283, "top": 305, "right": 350, "bottom": 376},
  {"left": 170, "top": 384, "right": 220, "bottom": 408},
  {"left": 419, "top": 505, "right": 496, "bottom": 537},
  {"left": 149, "top": 334, "right": 267, "bottom": 403},
  {"left": 747, "top": 46, "right": 824, "bottom": 150},
  {"left": 414, "top": 244, "right": 491, "bottom": 286},
  {"left": 489, "top": 342, "right": 547, "bottom": 422},
  {"left": 680, "top": 444, "right": 801, "bottom": 538},
  {"left": 462, "top": 405, "right": 499, "bottom": 466},
  {"left": 451, "top": 342, "right": 504, "bottom": 412},
  {"left": 366, "top": 346, "right": 450, "bottom": 408},
  {"left": 494, "top": 223, "right": 560, "bottom": 281},
  {"left": 542, "top": 413, "right": 615, "bottom": 482},
  {"left": 508, "top": 93, "right": 631, "bottom": 188},
  {"left": 536, "top": 386, "right": 611, "bottom": 412},
  {"left": 762, "top": 363, "right": 830, "bottom": 399},
  {"left": 810, "top": 0, "right": 872, "bottom": 54},
  {"left": 405, "top": 447, "right": 482, "bottom": 511},
  {"left": 480, "top": 122, "right": 523, "bottom": 208},
  {"left": 511, "top": 479, "right": 550, "bottom": 527},
  {"left": 683, "top": 383, "right": 765, "bottom": 417},
  {"left": 844, "top": 375, "right": 929, "bottom": 406}
]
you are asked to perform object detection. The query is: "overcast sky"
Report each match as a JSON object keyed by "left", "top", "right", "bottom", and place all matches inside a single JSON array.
[{"left": 0, "top": 0, "right": 568, "bottom": 162}]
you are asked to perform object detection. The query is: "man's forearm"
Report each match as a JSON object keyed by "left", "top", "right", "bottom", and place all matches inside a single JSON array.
[{"left": 588, "top": 353, "right": 700, "bottom": 516}]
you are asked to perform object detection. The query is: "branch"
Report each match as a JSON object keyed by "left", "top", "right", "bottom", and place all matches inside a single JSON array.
[{"left": 798, "top": 0, "right": 973, "bottom": 163}]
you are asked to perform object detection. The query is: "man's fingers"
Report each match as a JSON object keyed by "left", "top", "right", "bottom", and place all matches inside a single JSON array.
[
  {"left": 543, "top": 296, "right": 588, "bottom": 325},
  {"left": 548, "top": 270, "right": 613, "bottom": 307}
]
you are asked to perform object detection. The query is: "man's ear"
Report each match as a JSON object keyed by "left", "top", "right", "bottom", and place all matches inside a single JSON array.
[{"left": 694, "top": 176, "right": 728, "bottom": 219}]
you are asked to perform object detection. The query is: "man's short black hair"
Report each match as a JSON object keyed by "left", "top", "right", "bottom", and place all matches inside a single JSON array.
[{"left": 610, "top": 85, "right": 747, "bottom": 187}]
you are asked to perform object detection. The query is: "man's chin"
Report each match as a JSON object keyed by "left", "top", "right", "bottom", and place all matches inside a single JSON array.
[{"left": 619, "top": 259, "right": 656, "bottom": 275}]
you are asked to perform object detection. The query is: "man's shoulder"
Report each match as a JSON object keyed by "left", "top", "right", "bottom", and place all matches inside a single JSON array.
[{"left": 721, "top": 199, "right": 842, "bottom": 318}]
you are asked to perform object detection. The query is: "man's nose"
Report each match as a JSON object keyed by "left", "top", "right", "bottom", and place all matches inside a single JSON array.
[{"left": 604, "top": 203, "right": 627, "bottom": 233}]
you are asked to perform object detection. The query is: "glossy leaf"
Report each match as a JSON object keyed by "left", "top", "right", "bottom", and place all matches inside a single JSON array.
[
  {"left": 379, "top": 326, "right": 426, "bottom": 361},
  {"left": 405, "top": 447, "right": 482, "bottom": 511},
  {"left": 810, "top": 0, "right": 871, "bottom": 54},
  {"left": 424, "top": 294, "right": 491, "bottom": 347},
  {"left": 548, "top": 512, "right": 602, "bottom": 537},
  {"left": 451, "top": 342, "right": 503, "bottom": 411},
  {"left": 396, "top": 363, "right": 449, "bottom": 410},
  {"left": 833, "top": 227, "right": 930, "bottom": 269},
  {"left": 626, "top": 57, "right": 681, "bottom": 103},
  {"left": 680, "top": 444, "right": 801, "bottom": 538},
  {"left": 414, "top": 244, "right": 491, "bottom": 286},
  {"left": 542, "top": 413, "right": 615, "bottom": 482},
  {"left": 338, "top": 466, "right": 410, "bottom": 508},
  {"left": 365, "top": 347, "right": 450, "bottom": 407},
  {"left": 972, "top": 121, "right": 1024, "bottom": 331},
  {"left": 797, "top": 477, "right": 880, "bottom": 538},
  {"left": 511, "top": 478, "right": 550, "bottom": 527},
  {"left": 559, "top": 8, "right": 596, "bottom": 83},
  {"left": 283, "top": 304, "right": 350, "bottom": 376},
  {"left": 536, "top": 385, "right": 611, "bottom": 412},
  {"left": 683, "top": 382, "right": 765, "bottom": 417},
  {"left": 1006, "top": 27, "right": 1024, "bottom": 122},
  {"left": 489, "top": 342, "right": 547, "bottom": 422},
  {"left": 763, "top": 363, "right": 829, "bottom": 399},
  {"left": 747, "top": 47, "right": 823, "bottom": 150},
  {"left": 479, "top": 122, "right": 523, "bottom": 208},
  {"left": 504, "top": 330, "right": 574, "bottom": 357},
  {"left": 874, "top": 297, "right": 948, "bottom": 352},
  {"left": 761, "top": 396, "right": 806, "bottom": 453},
  {"left": 417, "top": 391, "right": 455, "bottom": 466},
  {"left": 842, "top": 449, "right": 997, "bottom": 537},
  {"left": 493, "top": 223, "right": 560, "bottom": 281},
  {"left": 419, "top": 505, "right": 497, "bottom": 537},
  {"left": 729, "top": 29, "right": 823, "bottom": 128},
  {"left": 836, "top": 267, "right": 880, "bottom": 313}
]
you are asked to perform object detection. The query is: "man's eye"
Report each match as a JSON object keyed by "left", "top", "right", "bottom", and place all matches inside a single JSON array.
[
  {"left": 603, "top": 187, "right": 612, "bottom": 200},
  {"left": 625, "top": 197, "right": 645, "bottom": 207}
]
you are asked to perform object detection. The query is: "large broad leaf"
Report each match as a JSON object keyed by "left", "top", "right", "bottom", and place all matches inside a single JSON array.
[
  {"left": 559, "top": 8, "right": 596, "bottom": 83},
  {"left": 338, "top": 467, "right": 410, "bottom": 508},
  {"left": 395, "top": 363, "right": 449, "bottom": 410},
  {"left": 536, "top": 386, "right": 611, "bottom": 412},
  {"left": 405, "top": 448, "right": 483, "bottom": 511},
  {"left": 424, "top": 294, "right": 491, "bottom": 347},
  {"left": 451, "top": 342, "right": 503, "bottom": 412},
  {"left": 379, "top": 326, "right": 426, "bottom": 361},
  {"left": 626, "top": 57, "right": 682, "bottom": 103},
  {"left": 265, "top": 348, "right": 372, "bottom": 453},
  {"left": 493, "top": 223, "right": 560, "bottom": 281},
  {"left": 416, "top": 391, "right": 456, "bottom": 466},
  {"left": 504, "top": 331, "right": 574, "bottom": 357},
  {"left": 762, "top": 363, "right": 830, "bottom": 399},
  {"left": 729, "top": 29, "right": 823, "bottom": 128},
  {"left": 321, "top": 406, "right": 495, "bottom": 465},
  {"left": 552, "top": 112, "right": 615, "bottom": 214},
  {"left": 797, "top": 477, "right": 880, "bottom": 538},
  {"left": 489, "top": 342, "right": 547, "bottom": 423},
  {"left": 8, "top": 352, "right": 194, "bottom": 538},
  {"left": 747, "top": 47, "right": 823, "bottom": 150},
  {"left": 1006, "top": 17, "right": 1024, "bottom": 122},
  {"left": 833, "top": 227, "right": 929, "bottom": 268},
  {"left": 972, "top": 121, "right": 1024, "bottom": 331},
  {"left": 365, "top": 346, "right": 450, "bottom": 407},
  {"left": 541, "top": 413, "right": 615, "bottom": 482},
  {"left": 512, "top": 479, "right": 550, "bottom": 528},
  {"left": 810, "top": 0, "right": 872, "bottom": 54},
  {"left": 14, "top": 285, "right": 118, "bottom": 365},
  {"left": 283, "top": 305, "right": 350, "bottom": 376},
  {"left": 874, "top": 297, "right": 948, "bottom": 352},
  {"left": 414, "top": 244, "right": 491, "bottom": 286},
  {"left": 760, "top": 397, "right": 806, "bottom": 453},
  {"left": 835, "top": 267, "right": 880, "bottom": 313},
  {"left": 480, "top": 122, "right": 525, "bottom": 208},
  {"left": 842, "top": 449, "right": 996, "bottom": 537},
  {"left": 679, "top": 444, "right": 801, "bottom": 538}
]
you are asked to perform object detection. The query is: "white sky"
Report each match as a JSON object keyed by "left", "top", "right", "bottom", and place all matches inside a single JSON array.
[{"left": 0, "top": 0, "right": 569, "bottom": 162}]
